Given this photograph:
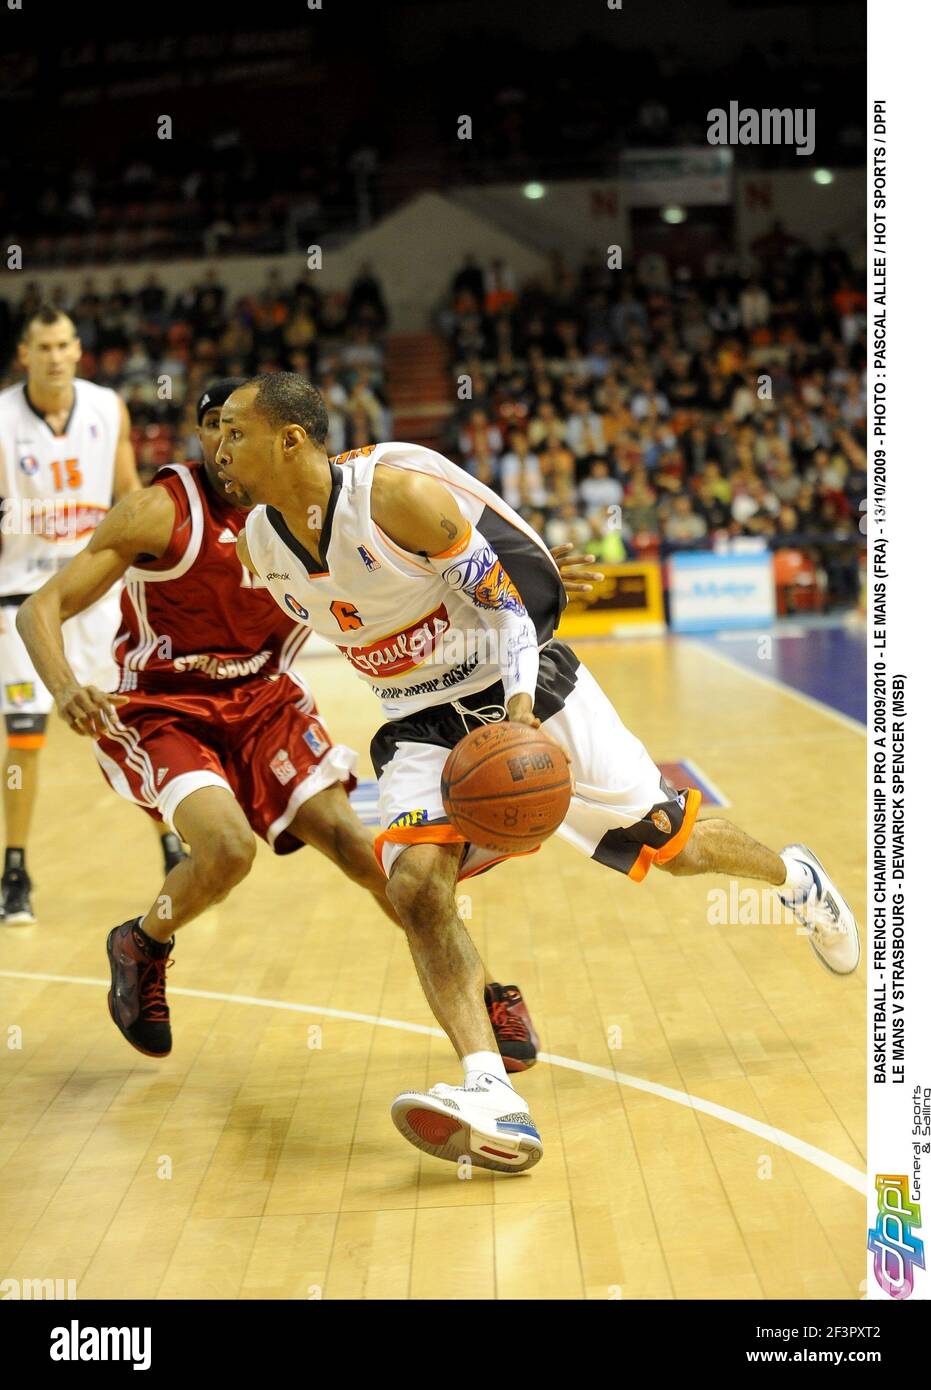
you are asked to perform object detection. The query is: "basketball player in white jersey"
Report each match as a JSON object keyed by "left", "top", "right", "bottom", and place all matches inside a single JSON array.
[
  {"left": 0, "top": 305, "right": 145, "bottom": 921},
  {"left": 222, "top": 373, "right": 860, "bottom": 1175}
]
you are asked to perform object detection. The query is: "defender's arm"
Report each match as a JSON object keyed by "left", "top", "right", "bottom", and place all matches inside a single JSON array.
[{"left": 16, "top": 486, "right": 176, "bottom": 735}]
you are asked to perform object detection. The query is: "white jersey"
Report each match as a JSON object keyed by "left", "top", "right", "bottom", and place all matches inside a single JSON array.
[
  {"left": 0, "top": 379, "right": 121, "bottom": 597},
  {"left": 245, "top": 442, "right": 566, "bottom": 719}
]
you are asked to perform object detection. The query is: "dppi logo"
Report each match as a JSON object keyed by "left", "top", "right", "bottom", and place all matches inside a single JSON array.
[
  {"left": 867, "top": 1174, "right": 925, "bottom": 1298},
  {"left": 284, "top": 593, "right": 310, "bottom": 621}
]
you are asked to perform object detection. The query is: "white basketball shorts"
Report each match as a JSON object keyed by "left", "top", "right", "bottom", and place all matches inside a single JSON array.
[
  {"left": 0, "top": 589, "right": 121, "bottom": 743},
  {"left": 370, "top": 640, "right": 701, "bottom": 882}
]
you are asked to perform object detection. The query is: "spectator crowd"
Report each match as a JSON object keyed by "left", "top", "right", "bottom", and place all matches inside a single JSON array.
[
  {"left": 440, "top": 235, "right": 867, "bottom": 607},
  {"left": 0, "top": 265, "right": 392, "bottom": 481},
  {"left": 1, "top": 229, "right": 867, "bottom": 612}
]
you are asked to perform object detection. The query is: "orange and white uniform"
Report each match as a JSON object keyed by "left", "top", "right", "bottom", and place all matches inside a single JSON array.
[
  {"left": 0, "top": 379, "right": 121, "bottom": 741},
  {"left": 246, "top": 442, "right": 700, "bottom": 881}
]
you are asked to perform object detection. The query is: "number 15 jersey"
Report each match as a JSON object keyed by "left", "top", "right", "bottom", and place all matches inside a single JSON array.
[{"left": 0, "top": 378, "right": 121, "bottom": 597}]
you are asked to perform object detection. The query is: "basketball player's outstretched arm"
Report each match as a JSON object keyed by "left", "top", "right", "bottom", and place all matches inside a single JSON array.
[
  {"left": 371, "top": 467, "right": 542, "bottom": 728},
  {"left": 16, "top": 487, "right": 176, "bottom": 736}
]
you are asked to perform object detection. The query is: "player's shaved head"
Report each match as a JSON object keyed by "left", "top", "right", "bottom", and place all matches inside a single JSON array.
[
  {"left": 244, "top": 372, "right": 329, "bottom": 448},
  {"left": 19, "top": 304, "right": 76, "bottom": 343},
  {"left": 218, "top": 373, "right": 333, "bottom": 508}
]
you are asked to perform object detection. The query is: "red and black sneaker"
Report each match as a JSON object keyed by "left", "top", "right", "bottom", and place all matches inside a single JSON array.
[
  {"left": 484, "top": 982, "right": 540, "bottom": 1073},
  {"left": 106, "top": 918, "right": 174, "bottom": 1058}
]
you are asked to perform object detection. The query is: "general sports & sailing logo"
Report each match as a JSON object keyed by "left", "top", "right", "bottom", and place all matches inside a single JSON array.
[{"left": 867, "top": 1174, "right": 925, "bottom": 1298}]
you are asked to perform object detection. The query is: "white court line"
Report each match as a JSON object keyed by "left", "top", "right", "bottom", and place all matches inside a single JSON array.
[
  {"left": 691, "top": 640, "right": 867, "bottom": 736},
  {"left": 0, "top": 968, "right": 867, "bottom": 1196}
]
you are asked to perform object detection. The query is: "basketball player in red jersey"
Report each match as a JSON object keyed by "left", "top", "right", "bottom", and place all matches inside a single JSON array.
[{"left": 17, "top": 378, "right": 596, "bottom": 1065}]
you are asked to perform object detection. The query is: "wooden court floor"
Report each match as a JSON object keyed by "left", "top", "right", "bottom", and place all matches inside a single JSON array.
[{"left": 0, "top": 636, "right": 866, "bottom": 1300}]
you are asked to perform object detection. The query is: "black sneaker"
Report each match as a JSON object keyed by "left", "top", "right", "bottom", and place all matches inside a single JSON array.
[
  {"left": 160, "top": 832, "right": 189, "bottom": 874},
  {"left": 1, "top": 868, "right": 36, "bottom": 924},
  {"left": 485, "top": 982, "right": 540, "bottom": 1073},
  {"left": 106, "top": 918, "right": 174, "bottom": 1057}
]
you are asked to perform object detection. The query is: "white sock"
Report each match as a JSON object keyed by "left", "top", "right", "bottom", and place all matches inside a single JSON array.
[
  {"left": 462, "top": 1051, "right": 509, "bottom": 1087},
  {"left": 780, "top": 854, "right": 815, "bottom": 898}
]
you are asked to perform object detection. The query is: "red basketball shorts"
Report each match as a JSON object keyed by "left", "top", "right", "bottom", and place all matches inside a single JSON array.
[{"left": 94, "top": 672, "right": 357, "bottom": 853}]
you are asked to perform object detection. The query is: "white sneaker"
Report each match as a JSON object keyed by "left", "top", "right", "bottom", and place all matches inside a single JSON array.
[
  {"left": 391, "top": 1073, "right": 543, "bottom": 1173},
  {"left": 778, "top": 844, "right": 860, "bottom": 975}
]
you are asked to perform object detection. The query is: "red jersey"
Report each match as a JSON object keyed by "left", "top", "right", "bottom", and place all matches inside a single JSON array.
[{"left": 114, "top": 463, "right": 307, "bottom": 693}]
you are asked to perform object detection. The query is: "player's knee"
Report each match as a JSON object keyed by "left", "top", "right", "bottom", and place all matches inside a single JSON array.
[
  {"left": 216, "top": 827, "right": 256, "bottom": 884},
  {"left": 656, "top": 825, "right": 707, "bottom": 876},
  {"left": 386, "top": 859, "right": 455, "bottom": 931},
  {"left": 194, "top": 825, "right": 256, "bottom": 894},
  {"left": 656, "top": 850, "right": 694, "bottom": 877}
]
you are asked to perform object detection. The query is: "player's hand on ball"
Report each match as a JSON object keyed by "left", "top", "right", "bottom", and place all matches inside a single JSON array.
[
  {"left": 506, "top": 693, "right": 541, "bottom": 729},
  {"left": 506, "top": 695, "right": 572, "bottom": 766},
  {"left": 57, "top": 685, "right": 128, "bottom": 737}
]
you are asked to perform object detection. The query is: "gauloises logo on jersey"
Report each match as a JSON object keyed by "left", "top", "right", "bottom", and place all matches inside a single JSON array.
[
  {"left": 338, "top": 603, "right": 450, "bottom": 679},
  {"left": 284, "top": 593, "right": 310, "bottom": 621},
  {"left": 17, "top": 500, "right": 108, "bottom": 541}
]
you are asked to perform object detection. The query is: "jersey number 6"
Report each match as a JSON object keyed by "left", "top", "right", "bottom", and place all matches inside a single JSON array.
[{"left": 330, "top": 600, "right": 363, "bottom": 632}]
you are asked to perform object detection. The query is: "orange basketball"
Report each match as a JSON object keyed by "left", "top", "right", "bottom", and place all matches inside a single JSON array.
[{"left": 441, "top": 723, "right": 573, "bottom": 854}]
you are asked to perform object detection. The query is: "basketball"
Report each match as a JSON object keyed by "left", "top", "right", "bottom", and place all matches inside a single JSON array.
[{"left": 440, "top": 723, "right": 573, "bottom": 853}]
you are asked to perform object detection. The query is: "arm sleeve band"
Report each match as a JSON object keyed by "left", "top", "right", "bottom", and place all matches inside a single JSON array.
[{"left": 428, "top": 522, "right": 540, "bottom": 703}]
